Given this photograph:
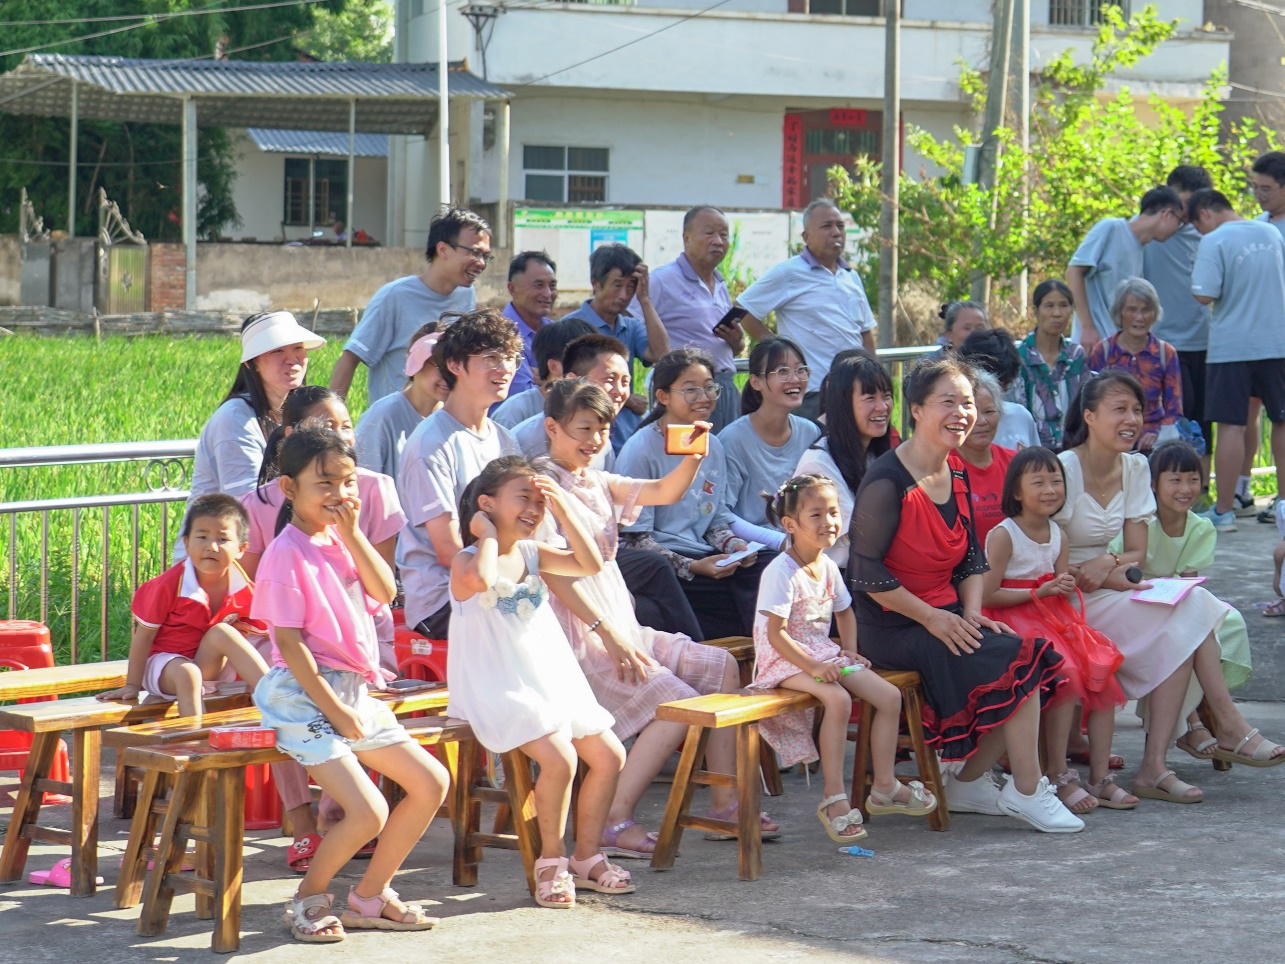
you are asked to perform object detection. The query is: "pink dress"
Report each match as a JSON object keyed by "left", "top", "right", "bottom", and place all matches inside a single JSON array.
[
  {"left": 751, "top": 552, "right": 858, "bottom": 767},
  {"left": 536, "top": 460, "right": 730, "bottom": 741}
]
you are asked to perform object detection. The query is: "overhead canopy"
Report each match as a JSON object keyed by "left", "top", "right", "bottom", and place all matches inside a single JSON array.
[
  {"left": 0, "top": 54, "right": 510, "bottom": 133},
  {"left": 247, "top": 128, "right": 388, "bottom": 157}
]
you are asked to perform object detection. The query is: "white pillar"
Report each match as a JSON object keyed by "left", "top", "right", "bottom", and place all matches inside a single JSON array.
[
  {"left": 182, "top": 96, "right": 198, "bottom": 310},
  {"left": 878, "top": 0, "right": 899, "bottom": 349},
  {"left": 437, "top": 0, "right": 450, "bottom": 207},
  {"left": 67, "top": 79, "right": 78, "bottom": 237},
  {"left": 347, "top": 98, "right": 356, "bottom": 249},
  {"left": 497, "top": 99, "right": 510, "bottom": 249}
]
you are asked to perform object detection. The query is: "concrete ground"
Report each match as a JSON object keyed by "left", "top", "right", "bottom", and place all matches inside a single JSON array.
[{"left": 2, "top": 510, "right": 1282, "bottom": 963}]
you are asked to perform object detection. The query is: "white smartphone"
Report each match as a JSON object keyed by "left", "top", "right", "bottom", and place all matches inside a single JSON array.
[{"left": 715, "top": 541, "right": 766, "bottom": 568}]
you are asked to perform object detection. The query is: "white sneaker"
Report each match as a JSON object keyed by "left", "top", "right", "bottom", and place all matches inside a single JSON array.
[
  {"left": 998, "top": 776, "right": 1085, "bottom": 833},
  {"left": 942, "top": 770, "right": 1004, "bottom": 815}
]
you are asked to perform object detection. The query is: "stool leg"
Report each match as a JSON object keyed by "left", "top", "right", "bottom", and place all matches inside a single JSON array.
[
  {"left": 501, "top": 750, "right": 542, "bottom": 897},
  {"left": 0, "top": 731, "right": 59, "bottom": 883},
  {"left": 138, "top": 770, "right": 199, "bottom": 938},
  {"left": 736, "top": 723, "right": 763, "bottom": 882},
  {"left": 452, "top": 740, "right": 481, "bottom": 887},
  {"left": 760, "top": 742, "right": 784, "bottom": 797},
  {"left": 903, "top": 685, "right": 950, "bottom": 832},
  {"left": 651, "top": 725, "right": 710, "bottom": 871},
  {"left": 115, "top": 769, "right": 167, "bottom": 909},
  {"left": 69, "top": 727, "right": 102, "bottom": 897},
  {"left": 113, "top": 760, "right": 139, "bottom": 820},
  {"left": 211, "top": 768, "right": 246, "bottom": 954},
  {"left": 850, "top": 700, "right": 875, "bottom": 819},
  {"left": 193, "top": 774, "right": 215, "bottom": 921}
]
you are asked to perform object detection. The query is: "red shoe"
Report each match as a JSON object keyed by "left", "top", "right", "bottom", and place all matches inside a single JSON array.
[{"left": 288, "top": 832, "right": 323, "bottom": 874}]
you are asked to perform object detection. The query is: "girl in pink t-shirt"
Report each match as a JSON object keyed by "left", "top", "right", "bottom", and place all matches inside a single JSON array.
[
  {"left": 240, "top": 385, "right": 407, "bottom": 874},
  {"left": 252, "top": 427, "right": 447, "bottom": 943}
]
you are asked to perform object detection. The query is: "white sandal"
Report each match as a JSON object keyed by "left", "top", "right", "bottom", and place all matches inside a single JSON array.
[
  {"left": 566, "top": 852, "right": 636, "bottom": 894},
  {"left": 816, "top": 793, "right": 867, "bottom": 843},
  {"left": 866, "top": 779, "right": 939, "bottom": 817},
  {"left": 283, "top": 892, "right": 345, "bottom": 943}
]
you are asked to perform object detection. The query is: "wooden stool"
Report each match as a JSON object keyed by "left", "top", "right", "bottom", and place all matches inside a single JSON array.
[
  {"left": 695, "top": 637, "right": 787, "bottom": 797},
  {"left": 450, "top": 741, "right": 543, "bottom": 896},
  {"left": 847, "top": 669, "right": 950, "bottom": 831},
  {"left": 651, "top": 689, "right": 820, "bottom": 881}
]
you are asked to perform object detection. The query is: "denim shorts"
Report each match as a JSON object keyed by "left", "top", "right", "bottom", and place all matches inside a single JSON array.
[{"left": 254, "top": 665, "right": 411, "bottom": 768}]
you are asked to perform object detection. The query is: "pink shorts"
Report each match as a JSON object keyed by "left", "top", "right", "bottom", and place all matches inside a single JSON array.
[{"left": 141, "top": 651, "right": 224, "bottom": 701}]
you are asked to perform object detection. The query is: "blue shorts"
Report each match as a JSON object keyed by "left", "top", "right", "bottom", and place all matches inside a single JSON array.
[{"left": 254, "top": 666, "right": 411, "bottom": 768}]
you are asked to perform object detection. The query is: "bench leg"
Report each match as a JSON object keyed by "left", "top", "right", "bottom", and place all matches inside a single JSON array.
[
  {"left": 452, "top": 740, "right": 482, "bottom": 887},
  {"left": 0, "top": 731, "right": 59, "bottom": 884},
  {"left": 137, "top": 771, "right": 199, "bottom": 938},
  {"left": 760, "top": 741, "right": 783, "bottom": 797},
  {"left": 651, "top": 725, "right": 709, "bottom": 872},
  {"left": 211, "top": 768, "right": 246, "bottom": 954},
  {"left": 194, "top": 781, "right": 215, "bottom": 921},
  {"left": 501, "top": 749, "right": 541, "bottom": 898},
  {"left": 113, "top": 760, "right": 139, "bottom": 820},
  {"left": 115, "top": 769, "right": 167, "bottom": 909},
  {"left": 69, "top": 727, "right": 102, "bottom": 897},
  {"left": 850, "top": 700, "right": 875, "bottom": 820},
  {"left": 736, "top": 724, "right": 764, "bottom": 882},
  {"left": 903, "top": 684, "right": 950, "bottom": 832}
]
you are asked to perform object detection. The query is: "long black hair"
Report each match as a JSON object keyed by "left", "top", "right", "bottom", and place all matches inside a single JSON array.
[
  {"left": 820, "top": 350, "right": 894, "bottom": 495},
  {"left": 1060, "top": 371, "right": 1146, "bottom": 450},
  {"left": 272, "top": 427, "right": 357, "bottom": 536},
  {"left": 224, "top": 310, "right": 299, "bottom": 441},
  {"left": 457, "top": 455, "right": 538, "bottom": 547},
  {"left": 638, "top": 347, "right": 715, "bottom": 430},
  {"left": 741, "top": 336, "right": 807, "bottom": 416},
  {"left": 255, "top": 385, "right": 346, "bottom": 499}
]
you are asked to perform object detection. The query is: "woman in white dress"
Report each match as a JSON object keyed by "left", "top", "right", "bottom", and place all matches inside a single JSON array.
[{"left": 1056, "top": 372, "right": 1285, "bottom": 803}]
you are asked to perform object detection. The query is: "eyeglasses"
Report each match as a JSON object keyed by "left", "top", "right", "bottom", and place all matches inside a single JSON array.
[
  {"left": 447, "top": 242, "right": 495, "bottom": 265},
  {"left": 469, "top": 351, "right": 521, "bottom": 370},
  {"left": 761, "top": 365, "right": 811, "bottom": 382},
  {"left": 672, "top": 384, "right": 722, "bottom": 402}
]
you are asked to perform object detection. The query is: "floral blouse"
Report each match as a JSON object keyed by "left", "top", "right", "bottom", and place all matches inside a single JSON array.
[{"left": 1012, "top": 333, "right": 1087, "bottom": 449}]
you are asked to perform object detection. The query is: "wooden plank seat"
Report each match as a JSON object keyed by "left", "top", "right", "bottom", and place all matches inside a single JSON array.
[
  {"left": 847, "top": 669, "right": 950, "bottom": 832},
  {"left": 651, "top": 688, "right": 821, "bottom": 881},
  {"left": 115, "top": 719, "right": 477, "bottom": 954},
  {"left": 0, "top": 692, "right": 252, "bottom": 897},
  {"left": 0, "top": 659, "right": 129, "bottom": 702}
]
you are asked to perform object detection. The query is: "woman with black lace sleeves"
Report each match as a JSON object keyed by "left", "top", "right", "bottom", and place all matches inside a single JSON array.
[{"left": 849, "top": 356, "right": 1082, "bottom": 834}]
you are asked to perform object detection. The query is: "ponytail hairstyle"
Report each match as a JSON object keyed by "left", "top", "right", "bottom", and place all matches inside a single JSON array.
[
  {"left": 272, "top": 427, "right": 357, "bottom": 536},
  {"left": 543, "top": 378, "right": 615, "bottom": 426},
  {"left": 638, "top": 347, "right": 716, "bottom": 430},
  {"left": 1060, "top": 371, "right": 1145, "bottom": 451},
  {"left": 255, "top": 385, "right": 347, "bottom": 500},
  {"left": 1000, "top": 446, "right": 1064, "bottom": 519},
  {"left": 762, "top": 474, "right": 836, "bottom": 528},
  {"left": 223, "top": 310, "right": 297, "bottom": 441},
  {"left": 741, "top": 336, "right": 808, "bottom": 416},
  {"left": 457, "top": 455, "right": 539, "bottom": 547},
  {"left": 822, "top": 349, "right": 894, "bottom": 495}
]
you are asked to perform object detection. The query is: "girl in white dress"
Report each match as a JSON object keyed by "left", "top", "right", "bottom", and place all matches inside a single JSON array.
[
  {"left": 448, "top": 455, "right": 631, "bottom": 908},
  {"left": 1056, "top": 373, "right": 1285, "bottom": 804}
]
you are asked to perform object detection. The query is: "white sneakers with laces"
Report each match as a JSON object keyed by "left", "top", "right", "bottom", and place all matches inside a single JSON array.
[
  {"left": 998, "top": 775, "right": 1086, "bottom": 833},
  {"left": 942, "top": 770, "right": 1004, "bottom": 815}
]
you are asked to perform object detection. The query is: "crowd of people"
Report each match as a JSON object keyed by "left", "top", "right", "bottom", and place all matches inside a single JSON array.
[{"left": 104, "top": 173, "right": 1285, "bottom": 941}]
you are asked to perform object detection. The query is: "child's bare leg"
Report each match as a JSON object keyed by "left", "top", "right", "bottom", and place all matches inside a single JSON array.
[
  {"left": 569, "top": 731, "right": 625, "bottom": 865},
  {"left": 603, "top": 718, "right": 684, "bottom": 850},
  {"left": 193, "top": 623, "right": 269, "bottom": 690},
  {"left": 520, "top": 732, "right": 578, "bottom": 858},
  {"left": 700, "top": 652, "right": 746, "bottom": 813},
  {"left": 297, "top": 755, "right": 389, "bottom": 901},
  {"left": 974, "top": 694, "right": 1040, "bottom": 794},
  {"left": 158, "top": 658, "right": 203, "bottom": 717},
  {"left": 779, "top": 673, "right": 862, "bottom": 832},
  {"left": 840, "top": 671, "right": 903, "bottom": 798},
  {"left": 352, "top": 742, "right": 448, "bottom": 905}
]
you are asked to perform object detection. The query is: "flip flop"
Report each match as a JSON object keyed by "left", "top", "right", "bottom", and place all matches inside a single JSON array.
[
  {"left": 1131, "top": 769, "right": 1202, "bottom": 804},
  {"left": 28, "top": 857, "right": 103, "bottom": 887}
]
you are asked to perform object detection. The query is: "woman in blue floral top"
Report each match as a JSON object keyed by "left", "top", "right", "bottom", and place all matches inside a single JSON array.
[{"left": 1012, "top": 280, "right": 1087, "bottom": 449}]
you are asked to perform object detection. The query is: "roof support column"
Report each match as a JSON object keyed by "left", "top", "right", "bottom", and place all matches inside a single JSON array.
[
  {"left": 67, "top": 79, "right": 78, "bottom": 237},
  {"left": 437, "top": 0, "right": 450, "bottom": 207},
  {"left": 346, "top": 98, "right": 356, "bottom": 249},
  {"left": 496, "top": 99, "right": 509, "bottom": 250},
  {"left": 182, "top": 95, "right": 197, "bottom": 310}
]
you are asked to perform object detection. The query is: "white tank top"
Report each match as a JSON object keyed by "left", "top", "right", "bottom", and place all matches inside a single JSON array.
[{"left": 994, "top": 517, "right": 1061, "bottom": 581}]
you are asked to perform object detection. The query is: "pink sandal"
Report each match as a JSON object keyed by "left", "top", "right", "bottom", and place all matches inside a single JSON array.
[
  {"left": 533, "top": 856, "right": 576, "bottom": 909},
  {"left": 704, "top": 803, "right": 780, "bottom": 841},
  {"left": 566, "top": 852, "right": 635, "bottom": 895},
  {"left": 340, "top": 886, "right": 438, "bottom": 931}
]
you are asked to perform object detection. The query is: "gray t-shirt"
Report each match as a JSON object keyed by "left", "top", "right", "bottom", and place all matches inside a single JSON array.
[
  {"left": 717, "top": 415, "right": 821, "bottom": 527},
  {"left": 1144, "top": 223, "right": 1211, "bottom": 352},
  {"left": 1256, "top": 210, "right": 1285, "bottom": 241},
  {"left": 345, "top": 275, "right": 476, "bottom": 402},
  {"left": 511, "top": 413, "right": 615, "bottom": 471},
  {"left": 993, "top": 401, "right": 1041, "bottom": 450},
  {"left": 617, "top": 424, "right": 735, "bottom": 557},
  {"left": 177, "top": 395, "right": 264, "bottom": 562},
  {"left": 396, "top": 410, "right": 518, "bottom": 626},
  {"left": 492, "top": 387, "right": 544, "bottom": 429},
  {"left": 355, "top": 390, "right": 424, "bottom": 485},
  {"left": 1191, "top": 219, "right": 1285, "bottom": 364},
  {"left": 1069, "top": 217, "right": 1144, "bottom": 342}
]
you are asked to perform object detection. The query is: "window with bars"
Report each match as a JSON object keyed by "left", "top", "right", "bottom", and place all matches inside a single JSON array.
[
  {"left": 283, "top": 158, "right": 348, "bottom": 227},
  {"left": 523, "top": 145, "right": 609, "bottom": 203},
  {"left": 1048, "top": 0, "right": 1127, "bottom": 26}
]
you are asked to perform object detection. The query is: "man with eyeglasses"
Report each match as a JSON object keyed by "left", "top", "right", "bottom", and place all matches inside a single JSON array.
[
  {"left": 642, "top": 206, "right": 745, "bottom": 432},
  {"left": 331, "top": 206, "right": 491, "bottom": 403},
  {"left": 735, "top": 199, "right": 876, "bottom": 423},
  {"left": 1067, "top": 187, "right": 1184, "bottom": 353}
]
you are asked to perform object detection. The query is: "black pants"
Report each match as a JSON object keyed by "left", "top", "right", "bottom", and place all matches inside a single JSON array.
[
  {"left": 617, "top": 547, "right": 704, "bottom": 640},
  {"left": 415, "top": 603, "right": 451, "bottom": 641},
  {"left": 677, "top": 551, "right": 776, "bottom": 641}
]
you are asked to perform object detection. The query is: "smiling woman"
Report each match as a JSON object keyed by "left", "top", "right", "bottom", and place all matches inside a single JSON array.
[{"left": 957, "top": 370, "right": 1016, "bottom": 546}]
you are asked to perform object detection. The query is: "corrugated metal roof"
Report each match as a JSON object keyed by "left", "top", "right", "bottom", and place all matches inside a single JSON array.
[
  {"left": 0, "top": 55, "right": 508, "bottom": 134},
  {"left": 246, "top": 128, "right": 388, "bottom": 157}
]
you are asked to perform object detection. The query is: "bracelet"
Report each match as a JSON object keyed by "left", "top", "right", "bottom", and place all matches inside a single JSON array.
[
  {"left": 586, "top": 617, "right": 603, "bottom": 634},
  {"left": 1109, "top": 552, "right": 1122, "bottom": 568}
]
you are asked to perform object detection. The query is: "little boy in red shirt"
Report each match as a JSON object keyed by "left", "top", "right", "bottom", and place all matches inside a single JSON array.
[{"left": 98, "top": 494, "right": 269, "bottom": 716}]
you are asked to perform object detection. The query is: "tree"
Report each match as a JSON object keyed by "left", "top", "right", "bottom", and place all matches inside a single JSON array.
[
  {"left": 0, "top": 0, "right": 389, "bottom": 240},
  {"left": 832, "top": 4, "right": 1280, "bottom": 329},
  {"left": 303, "top": 0, "right": 393, "bottom": 62}
]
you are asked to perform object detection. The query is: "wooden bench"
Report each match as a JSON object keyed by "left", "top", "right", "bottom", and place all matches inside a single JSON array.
[
  {"left": 694, "top": 637, "right": 789, "bottom": 797},
  {"left": 651, "top": 688, "right": 821, "bottom": 881},
  {"left": 0, "top": 660, "right": 129, "bottom": 701},
  {"left": 0, "top": 692, "right": 252, "bottom": 897},
  {"left": 847, "top": 669, "right": 950, "bottom": 832}
]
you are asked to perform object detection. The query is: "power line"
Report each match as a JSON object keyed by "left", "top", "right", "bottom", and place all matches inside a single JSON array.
[{"left": 0, "top": 0, "right": 325, "bottom": 29}]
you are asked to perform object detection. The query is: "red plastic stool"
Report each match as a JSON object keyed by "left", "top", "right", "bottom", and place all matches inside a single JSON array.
[
  {"left": 244, "top": 763, "right": 283, "bottom": 830},
  {"left": 0, "top": 623, "right": 70, "bottom": 804},
  {"left": 391, "top": 608, "right": 447, "bottom": 683}
]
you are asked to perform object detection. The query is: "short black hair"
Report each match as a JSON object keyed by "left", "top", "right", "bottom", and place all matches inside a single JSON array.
[
  {"left": 434, "top": 308, "right": 524, "bottom": 390},
  {"left": 589, "top": 243, "right": 641, "bottom": 287},
  {"left": 1167, "top": 165, "right": 1212, "bottom": 194},
  {"left": 682, "top": 205, "right": 724, "bottom": 232},
  {"left": 425, "top": 206, "right": 491, "bottom": 262},
  {"left": 532, "top": 317, "right": 594, "bottom": 380},
  {"left": 1139, "top": 186, "right": 1182, "bottom": 216},
  {"left": 183, "top": 493, "right": 250, "bottom": 544},
  {"left": 563, "top": 333, "right": 628, "bottom": 376},
  {"left": 958, "top": 327, "right": 1021, "bottom": 390},
  {"left": 1186, "top": 188, "right": 1233, "bottom": 222},
  {"left": 1001, "top": 446, "right": 1064, "bottom": 519},
  {"left": 1148, "top": 439, "right": 1203, "bottom": 484},
  {"left": 508, "top": 250, "right": 557, "bottom": 282},
  {"left": 1252, "top": 151, "right": 1285, "bottom": 187}
]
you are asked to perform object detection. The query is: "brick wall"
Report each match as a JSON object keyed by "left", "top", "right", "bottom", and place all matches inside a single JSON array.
[{"left": 147, "top": 243, "right": 186, "bottom": 311}]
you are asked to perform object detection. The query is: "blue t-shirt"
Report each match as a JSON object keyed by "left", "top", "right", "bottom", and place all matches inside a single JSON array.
[
  {"left": 1144, "top": 223, "right": 1211, "bottom": 352},
  {"left": 560, "top": 299, "right": 650, "bottom": 451},
  {"left": 1069, "top": 217, "right": 1143, "bottom": 342},
  {"left": 1191, "top": 219, "right": 1285, "bottom": 364},
  {"left": 717, "top": 415, "right": 821, "bottom": 527}
]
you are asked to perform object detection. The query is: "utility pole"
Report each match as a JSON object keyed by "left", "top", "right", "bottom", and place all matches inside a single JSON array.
[
  {"left": 970, "top": 0, "right": 1015, "bottom": 305},
  {"left": 1009, "top": 0, "right": 1030, "bottom": 313},
  {"left": 878, "top": 0, "right": 900, "bottom": 348}
]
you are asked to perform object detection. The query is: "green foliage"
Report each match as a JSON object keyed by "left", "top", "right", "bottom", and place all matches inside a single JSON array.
[
  {"left": 0, "top": 1, "right": 388, "bottom": 240},
  {"left": 832, "top": 4, "right": 1281, "bottom": 312},
  {"left": 303, "top": 0, "right": 393, "bottom": 62}
]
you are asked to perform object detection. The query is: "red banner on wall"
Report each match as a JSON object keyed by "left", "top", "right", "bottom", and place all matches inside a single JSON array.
[
  {"left": 782, "top": 113, "right": 803, "bottom": 209},
  {"left": 829, "top": 108, "right": 868, "bottom": 127}
]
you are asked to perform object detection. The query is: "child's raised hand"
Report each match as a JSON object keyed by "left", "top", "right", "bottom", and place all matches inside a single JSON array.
[
  {"left": 469, "top": 509, "right": 498, "bottom": 541},
  {"left": 325, "top": 495, "right": 362, "bottom": 536},
  {"left": 531, "top": 475, "right": 570, "bottom": 519},
  {"left": 97, "top": 684, "right": 140, "bottom": 703},
  {"left": 328, "top": 703, "right": 365, "bottom": 742}
]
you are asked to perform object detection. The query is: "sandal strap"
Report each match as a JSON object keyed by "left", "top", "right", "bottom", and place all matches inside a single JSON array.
[
  {"left": 819, "top": 793, "right": 849, "bottom": 809},
  {"left": 1233, "top": 727, "right": 1261, "bottom": 755},
  {"left": 1053, "top": 768, "right": 1082, "bottom": 788},
  {"left": 602, "top": 819, "right": 638, "bottom": 843},
  {"left": 534, "top": 858, "right": 575, "bottom": 899},
  {"left": 291, "top": 892, "right": 340, "bottom": 933}
]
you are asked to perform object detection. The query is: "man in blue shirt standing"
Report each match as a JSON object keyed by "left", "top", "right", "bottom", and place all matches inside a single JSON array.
[
  {"left": 562, "top": 243, "right": 671, "bottom": 451},
  {"left": 503, "top": 251, "right": 558, "bottom": 397}
]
